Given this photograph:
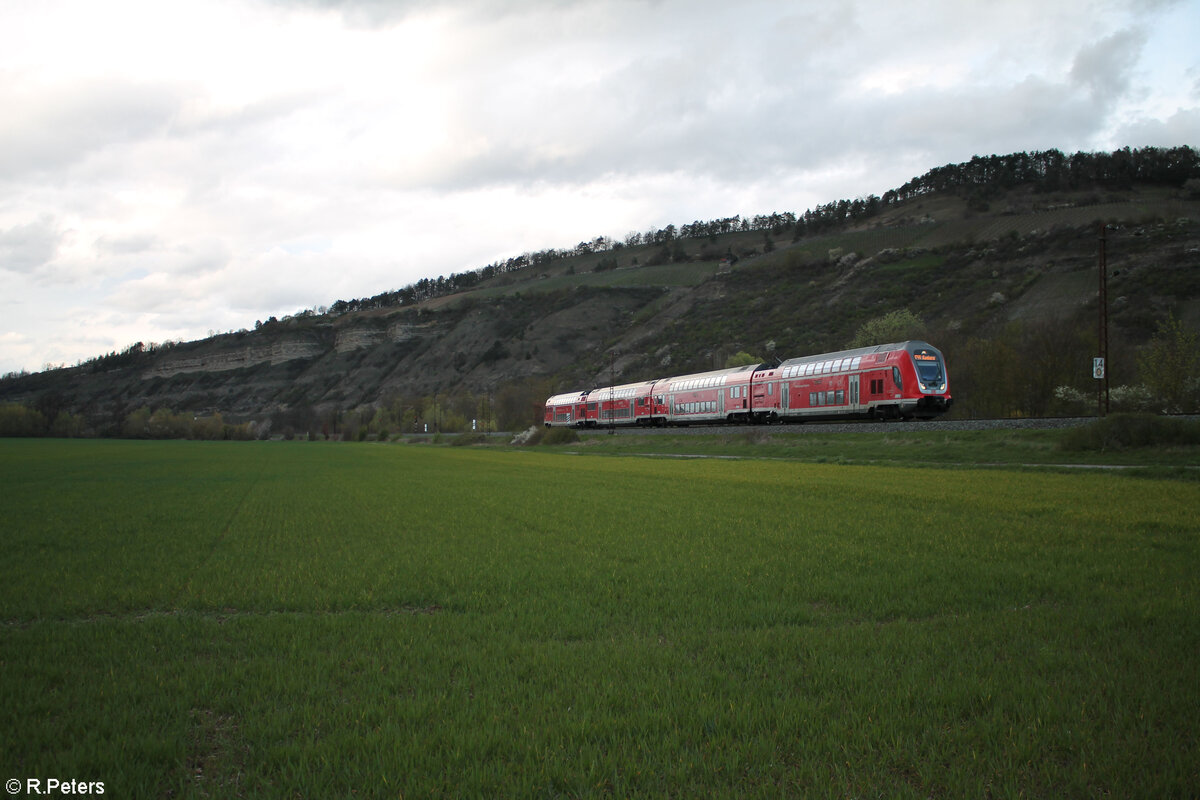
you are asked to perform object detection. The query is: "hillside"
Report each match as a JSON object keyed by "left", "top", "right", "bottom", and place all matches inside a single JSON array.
[{"left": 3, "top": 164, "right": 1198, "bottom": 434}]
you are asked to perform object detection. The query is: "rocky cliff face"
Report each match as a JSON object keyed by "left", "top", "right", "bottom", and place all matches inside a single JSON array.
[
  {"left": 4, "top": 190, "right": 1197, "bottom": 427},
  {"left": 2, "top": 286, "right": 669, "bottom": 423},
  {"left": 145, "top": 337, "right": 327, "bottom": 378}
]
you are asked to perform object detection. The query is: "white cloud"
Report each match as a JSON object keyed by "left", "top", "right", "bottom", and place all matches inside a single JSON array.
[{"left": 0, "top": 0, "right": 1197, "bottom": 375}]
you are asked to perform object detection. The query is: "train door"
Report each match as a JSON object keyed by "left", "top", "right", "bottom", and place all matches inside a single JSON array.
[
  {"left": 849, "top": 375, "right": 859, "bottom": 410},
  {"left": 781, "top": 383, "right": 789, "bottom": 410}
]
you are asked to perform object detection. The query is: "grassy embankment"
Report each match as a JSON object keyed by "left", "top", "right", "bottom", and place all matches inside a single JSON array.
[
  {"left": 1, "top": 439, "right": 1197, "bottom": 797},
  {"left": 543, "top": 415, "right": 1200, "bottom": 476}
]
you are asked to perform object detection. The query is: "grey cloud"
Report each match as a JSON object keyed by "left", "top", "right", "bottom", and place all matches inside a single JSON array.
[
  {"left": 1114, "top": 107, "right": 1200, "bottom": 146},
  {"left": 94, "top": 234, "right": 163, "bottom": 257},
  {"left": 266, "top": 0, "right": 577, "bottom": 27},
  {"left": 401, "top": 8, "right": 1167, "bottom": 195},
  {"left": 1070, "top": 28, "right": 1147, "bottom": 101},
  {"left": 0, "top": 80, "right": 184, "bottom": 182},
  {"left": 0, "top": 216, "right": 63, "bottom": 274}
]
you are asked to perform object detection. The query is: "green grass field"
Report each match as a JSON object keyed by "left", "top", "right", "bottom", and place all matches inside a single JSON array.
[{"left": 2, "top": 439, "right": 1197, "bottom": 798}]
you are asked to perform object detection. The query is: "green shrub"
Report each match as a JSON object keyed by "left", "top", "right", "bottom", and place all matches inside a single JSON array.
[
  {"left": 540, "top": 426, "right": 579, "bottom": 445},
  {"left": 450, "top": 433, "right": 489, "bottom": 446},
  {"left": 1058, "top": 413, "right": 1200, "bottom": 452}
]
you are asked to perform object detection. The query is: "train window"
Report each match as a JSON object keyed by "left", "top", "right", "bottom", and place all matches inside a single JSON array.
[
  {"left": 893, "top": 367, "right": 902, "bottom": 388},
  {"left": 851, "top": 356, "right": 861, "bottom": 370},
  {"left": 836, "top": 390, "right": 845, "bottom": 404}
]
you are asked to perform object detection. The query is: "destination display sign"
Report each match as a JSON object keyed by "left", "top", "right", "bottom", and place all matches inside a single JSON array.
[{"left": 913, "top": 352, "right": 938, "bottom": 361}]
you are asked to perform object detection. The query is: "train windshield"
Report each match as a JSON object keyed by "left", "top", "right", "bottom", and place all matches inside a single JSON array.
[{"left": 912, "top": 352, "right": 944, "bottom": 384}]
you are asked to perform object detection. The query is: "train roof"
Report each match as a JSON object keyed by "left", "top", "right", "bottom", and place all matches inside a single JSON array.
[
  {"left": 658, "top": 363, "right": 761, "bottom": 383},
  {"left": 585, "top": 378, "right": 658, "bottom": 400},
  {"left": 545, "top": 390, "right": 588, "bottom": 406},
  {"left": 776, "top": 340, "right": 940, "bottom": 368}
]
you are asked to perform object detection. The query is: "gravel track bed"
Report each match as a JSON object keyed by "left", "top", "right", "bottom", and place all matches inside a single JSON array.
[{"left": 582, "top": 417, "right": 1100, "bottom": 436}]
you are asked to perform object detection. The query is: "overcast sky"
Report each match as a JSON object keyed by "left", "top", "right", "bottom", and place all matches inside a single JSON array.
[{"left": 1, "top": 0, "right": 1197, "bottom": 375}]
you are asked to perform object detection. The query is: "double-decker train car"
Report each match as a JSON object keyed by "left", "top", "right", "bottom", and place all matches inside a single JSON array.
[
  {"left": 544, "top": 341, "right": 951, "bottom": 427},
  {"left": 543, "top": 390, "right": 588, "bottom": 427}
]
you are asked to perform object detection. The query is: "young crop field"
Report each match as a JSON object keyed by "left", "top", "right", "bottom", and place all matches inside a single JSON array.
[{"left": 1, "top": 439, "right": 1197, "bottom": 798}]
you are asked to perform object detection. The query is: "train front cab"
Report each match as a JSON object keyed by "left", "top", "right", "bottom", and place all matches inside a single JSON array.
[
  {"left": 859, "top": 341, "right": 951, "bottom": 420},
  {"left": 904, "top": 341, "right": 951, "bottom": 418}
]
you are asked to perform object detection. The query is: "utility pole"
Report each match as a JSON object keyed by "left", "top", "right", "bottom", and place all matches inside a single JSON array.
[
  {"left": 609, "top": 350, "right": 616, "bottom": 435},
  {"left": 1096, "top": 224, "right": 1111, "bottom": 417}
]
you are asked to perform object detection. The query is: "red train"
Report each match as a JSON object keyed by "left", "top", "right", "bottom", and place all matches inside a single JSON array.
[{"left": 544, "top": 340, "right": 951, "bottom": 427}]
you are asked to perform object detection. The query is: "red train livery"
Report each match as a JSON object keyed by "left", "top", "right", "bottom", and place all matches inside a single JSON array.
[{"left": 544, "top": 340, "right": 951, "bottom": 427}]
